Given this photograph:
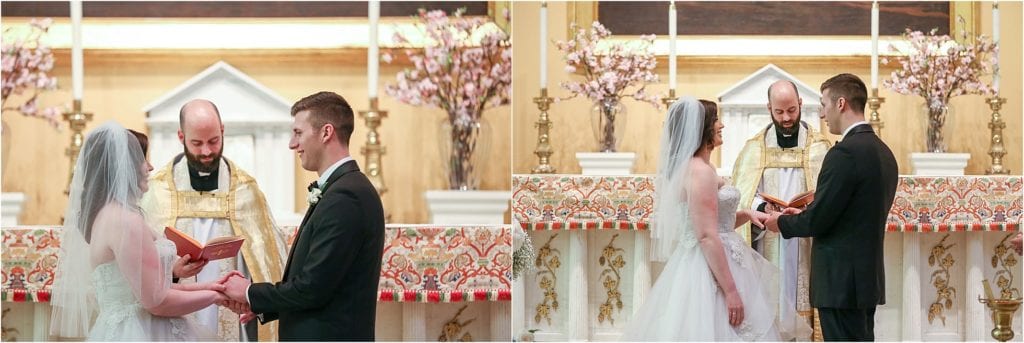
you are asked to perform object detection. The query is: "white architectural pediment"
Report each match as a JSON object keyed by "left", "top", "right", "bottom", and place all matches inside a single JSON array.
[
  {"left": 716, "top": 64, "right": 823, "bottom": 176},
  {"left": 143, "top": 61, "right": 300, "bottom": 225}
]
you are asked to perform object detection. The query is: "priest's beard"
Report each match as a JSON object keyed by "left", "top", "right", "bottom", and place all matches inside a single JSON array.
[
  {"left": 184, "top": 144, "right": 223, "bottom": 173},
  {"left": 772, "top": 110, "right": 801, "bottom": 136}
]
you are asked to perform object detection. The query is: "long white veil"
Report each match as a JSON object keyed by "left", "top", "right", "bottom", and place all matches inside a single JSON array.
[
  {"left": 50, "top": 121, "right": 167, "bottom": 338},
  {"left": 650, "top": 96, "right": 705, "bottom": 262}
]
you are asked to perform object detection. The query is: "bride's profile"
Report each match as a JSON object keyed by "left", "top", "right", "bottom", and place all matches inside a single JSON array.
[
  {"left": 49, "top": 121, "right": 226, "bottom": 341},
  {"left": 622, "top": 97, "right": 803, "bottom": 341}
]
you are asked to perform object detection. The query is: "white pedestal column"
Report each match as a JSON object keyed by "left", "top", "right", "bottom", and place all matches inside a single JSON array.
[
  {"left": 33, "top": 303, "right": 49, "bottom": 341},
  {"left": 902, "top": 232, "right": 922, "bottom": 341},
  {"left": 424, "top": 190, "right": 511, "bottom": 224},
  {"left": 965, "top": 234, "right": 986, "bottom": 341},
  {"left": 575, "top": 152, "right": 636, "bottom": 175},
  {"left": 910, "top": 152, "right": 971, "bottom": 176},
  {"left": 492, "top": 301, "right": 511, "bottom": 341},
  {"left": 512, "top": 277, "right": 526, "bottom": 341},
  {"left": 1, "top": 192, "right": 26, "bottom": 226},
  {"left": 402, "top": 303, "right": 427, "bottom": 341},
  {"left": 567, "top": 230, "right": 589, "bottom": 340},
  {"left": 631, "top": 231, "right": 651, "bottom": 316}
]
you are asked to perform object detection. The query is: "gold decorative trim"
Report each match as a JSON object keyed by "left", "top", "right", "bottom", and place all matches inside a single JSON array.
[
  {"left": 438, "top": 304, "right": 476, "bottom": 341},
  {"left": 534, "top": 233, "right": 561, "bottom": 325},
  {"left": 488, "top": 1, "right": 511, "bottom": 33},
  {"left": 1, "top": 308, "right": 18, "bottom": 341},
  {"left": 597, "top": 233, "right": 625, "bottom": 324},
  {"left": 566, "top": 1, "right": 596, "bottom": 36},
  {"left": 992, "top": 233, "right": 1021, "bottom": 299},
  {"left": 812, "top": 308, "right": 823, "bottom": 342},
  {"left": 928, "top": 234, "right": 958, "bottom": 326},
  {"left": 950, "top": 2, "right": 981, "bottom": 43}
]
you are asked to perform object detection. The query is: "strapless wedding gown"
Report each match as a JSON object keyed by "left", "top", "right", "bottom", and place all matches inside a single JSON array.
[
  {"left": 622, "top": 185, "right": 783, "bottom": 341},
  {"left": 87, "top": 238, "right": 211, "bottom": 341}
]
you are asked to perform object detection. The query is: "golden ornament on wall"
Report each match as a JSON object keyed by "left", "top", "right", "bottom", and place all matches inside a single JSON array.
[
  {"left": 597, "top": 233, "right": 625, "bottom": 324},
  {"left": 927, "top": 234, "right": 957, "bottom": 326},
  {"left": 534, "top": 233, "right": 561, "bottom": 325},
  {"left": 438, "top": 304, "right": 475, "bottom": 342},
  {"left": 992, "top": 233, "right": 1021, "bottom": 299}
]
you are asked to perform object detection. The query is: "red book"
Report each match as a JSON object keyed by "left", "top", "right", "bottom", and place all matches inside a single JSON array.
[
  {"left": 759, "top": 190, "right": 815, "bottom": 208},
  {"left": 164, "top": 226, "right": 244, "bottom": 262}
]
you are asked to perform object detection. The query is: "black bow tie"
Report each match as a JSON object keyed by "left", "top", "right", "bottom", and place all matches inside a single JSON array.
[{"left": 308, "top": 181, "right": 319, "bottom": 192}]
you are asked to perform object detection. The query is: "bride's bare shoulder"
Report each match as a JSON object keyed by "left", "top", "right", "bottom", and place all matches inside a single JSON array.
[{"left": 94, "top": 203, "right": 152, "bottom": 237}]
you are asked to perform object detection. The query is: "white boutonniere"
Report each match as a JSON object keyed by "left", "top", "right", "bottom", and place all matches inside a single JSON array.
[{"left": 307, "top": 187, "right": 323, "bottom": 205}]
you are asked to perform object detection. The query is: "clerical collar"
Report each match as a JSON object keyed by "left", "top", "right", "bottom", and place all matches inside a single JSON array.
[
  {"left": 841, "top": 121, "right": 869, "bottom": 140},
  {"left": 775, "top": 126, "right": 799, "bottom": 149},
  {"left": 187, "top": 162, "right": 219, "bottom": 192},
  {"left": 317, "top": 156, "right": 353, "bottom": 188}
]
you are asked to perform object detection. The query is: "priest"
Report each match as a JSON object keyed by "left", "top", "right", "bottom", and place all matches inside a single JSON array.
[{"left": 731, "top": 80, "right": 830, "bottom": 340}]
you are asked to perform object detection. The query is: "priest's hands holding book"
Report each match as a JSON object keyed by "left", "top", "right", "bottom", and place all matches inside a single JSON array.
[{"left": 171, "top": 254, "right": 208, "bottom": 279}]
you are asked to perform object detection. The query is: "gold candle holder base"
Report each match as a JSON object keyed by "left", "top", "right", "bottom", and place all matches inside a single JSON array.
[
  {"left": 985, "top": 96, "right": 1009, "bottom": 175},
  {"left": 63, "top": 99, "right": 93, "bottom": 194},
  {"left": 979, "top": 296, "right": 1022, "bottom": 342},
  {"left": 867, "top": 88, "right": 885, "bottom": 134},
  {"left": 359, "top": 97, "right": 389, "bottom": 196},
  {"left": 532, "top": 88, "right": 556, "bottom": 174},
  {"left": 661, "top": 88, "right": 677, "bottom": 108}
]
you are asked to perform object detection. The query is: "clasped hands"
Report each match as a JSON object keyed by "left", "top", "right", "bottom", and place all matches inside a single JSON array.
[
  {"left": 171, "top": 255, "right": 256, "bottom": 324},
  {"left": 762, "top": 203, "right": 804, "bottom": 233}
]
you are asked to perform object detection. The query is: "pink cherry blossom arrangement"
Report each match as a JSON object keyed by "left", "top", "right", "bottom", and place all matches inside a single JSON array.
[
  {"left": 555, "top": 21, "right": 661, "bottom": 108},
  {"left": 882, "top": 25, "right": 998, "bottom": 152},
  {"left": 2, "top": 18, "right": 62, "bottom": 129},
  {"left": 384, "top": 8, "right": 510, "bottom": 190},
  {"left": 882, "top": 27, "right": 998, "bottom": 111},
  {"left": 384, "top": 8, "right": 511, "bottom": 126}
]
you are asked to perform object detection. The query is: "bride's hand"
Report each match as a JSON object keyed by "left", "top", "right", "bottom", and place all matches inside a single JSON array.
[
  {"left": 725, "top": 291, "right": 745, "bottom": 327},
  {"left": 741, "top": 210, "right": 768, "bottom": 228}
]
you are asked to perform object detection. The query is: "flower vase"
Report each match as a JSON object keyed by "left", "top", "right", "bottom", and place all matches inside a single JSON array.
[
  {"left": 591, "top": 98, "right": 627, "bottom": 152},
  {"left": 439, "top": 117, "right": 491, "bottom": 191},
  {"left": 924, "top": 103, "right": 955, "bottom": 153}
]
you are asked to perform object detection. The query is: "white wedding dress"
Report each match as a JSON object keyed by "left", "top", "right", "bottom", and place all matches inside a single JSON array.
[
  {"left": 87, "top": 238, "right": 211, "bottom": 341},
  {"left": 622, "top": 185, "right": 782, "bottom": 341}
]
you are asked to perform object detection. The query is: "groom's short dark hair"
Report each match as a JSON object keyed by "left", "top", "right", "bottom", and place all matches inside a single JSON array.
[
  {"left": 821, "top": 73, "right": 868, "bottom": 114},
  {"left": 291, "top": 91, "right": 355, "bottom": 146}
]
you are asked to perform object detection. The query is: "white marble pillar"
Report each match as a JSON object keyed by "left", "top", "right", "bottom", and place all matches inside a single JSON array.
[
  {"left": 631, "top": 231, "right": 651, "bottom": 315},
  {"left": 901, "top": 232, "right": 922, "bottom": 340},
  {"left": 512, "top": 277, "right": 526, "bottom": 340},
  {"left": 402, "top": 303, "right": 427, "bottom": 341},
  {"left": 567, "top": 230, "right": 589, "bottom": 339},
  {"left": 965, "top": 234, "right": 987, "bottom": 341},
  {"left": 492, "top": 301, "right": 511, "bottom": 340}
]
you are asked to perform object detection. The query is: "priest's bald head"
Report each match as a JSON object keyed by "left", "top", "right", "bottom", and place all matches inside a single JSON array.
[
  {"left": 178, "top": 99, "right": 225, "bottom": 173},
  {"left": 767, "top": 80, "right": 802, "bottom": 136}
]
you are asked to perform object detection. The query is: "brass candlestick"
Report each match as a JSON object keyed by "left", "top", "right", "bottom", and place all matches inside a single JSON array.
[
  {"left": 985, "top": 96, "right": 1010, "bottom": 175},
  {"left": 979, "top": 296, "right": 1022, "bottom": 342},
  {"left": 661, "top": 88, "right": 677, "bottom": 108},
  {"left": 532, "top": 88, "right": 556, "bottom": 174},
  {"left": 63, "top": 99, "right": 93, "bottom": 194},
  {"left": 359, "top": 97, "right": 389, "bottom": 196},
  {"left": 867, "top": 88, "right": 885, "bottom": 134}
]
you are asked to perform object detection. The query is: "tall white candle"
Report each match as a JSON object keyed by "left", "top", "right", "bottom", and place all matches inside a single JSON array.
[
  {"left": 540, "top": 2, "right": 548, "bottom": 89},
  {"left": 871, "top": 1, "right": 879, "bottom": 90},
  {"left": 70, "top": 0, "right": 83, "bottom": 101},
  {"left": 368, "top": 1, "right": 380, "bottom": 99},
  {"left": 669, "top": 1, "right": 677, "bottom": 91},
  {"left": 993, "top": 1, "right": 1000, "bottom": 91}
]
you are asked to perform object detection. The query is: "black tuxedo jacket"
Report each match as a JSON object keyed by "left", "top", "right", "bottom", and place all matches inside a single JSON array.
[
  {"left": 778, "top": 124, "right": 898, "bottom": 309},
  {"left": 249, "top": 160, "right": 385, "bottom": 341}
]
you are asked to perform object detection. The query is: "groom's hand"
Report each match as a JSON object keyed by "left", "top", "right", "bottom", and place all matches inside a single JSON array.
[
  {"left": 765, "top": 212, "right": 782, "bottom": 233},
  {"left": 223, "top": 275, "right": 251, "bottom": 304}
]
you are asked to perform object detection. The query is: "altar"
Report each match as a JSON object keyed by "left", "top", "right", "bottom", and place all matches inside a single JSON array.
[
  {"left": 511, "top": 175, "right": 1022, "bottom": 341},
  {"left": 0, "top": 224, "right": 512, "bottom": 341}
]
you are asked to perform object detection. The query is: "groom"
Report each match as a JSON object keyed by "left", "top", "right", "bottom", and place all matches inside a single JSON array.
[
  {"left": 765, "top": 74, "right": 898, "bottom": 341},
  {"left": 223, "top": 91, "right": 386, "bottom": 340}
]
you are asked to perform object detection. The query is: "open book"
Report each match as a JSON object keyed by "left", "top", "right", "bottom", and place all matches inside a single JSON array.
[
  {"left": 759, "top": 190, "right": 815, "bottom": 208},
  {"left": 164, "top": 226, "right": 244, "bottom": 262}
]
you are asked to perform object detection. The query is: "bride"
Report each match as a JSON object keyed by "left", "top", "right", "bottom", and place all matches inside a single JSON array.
[
  {"left": 49, "top": 121, "right": 230, "bottom": 340},
  {"left": 622, "top": 97, "right": 797, "bottom": 341}
]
